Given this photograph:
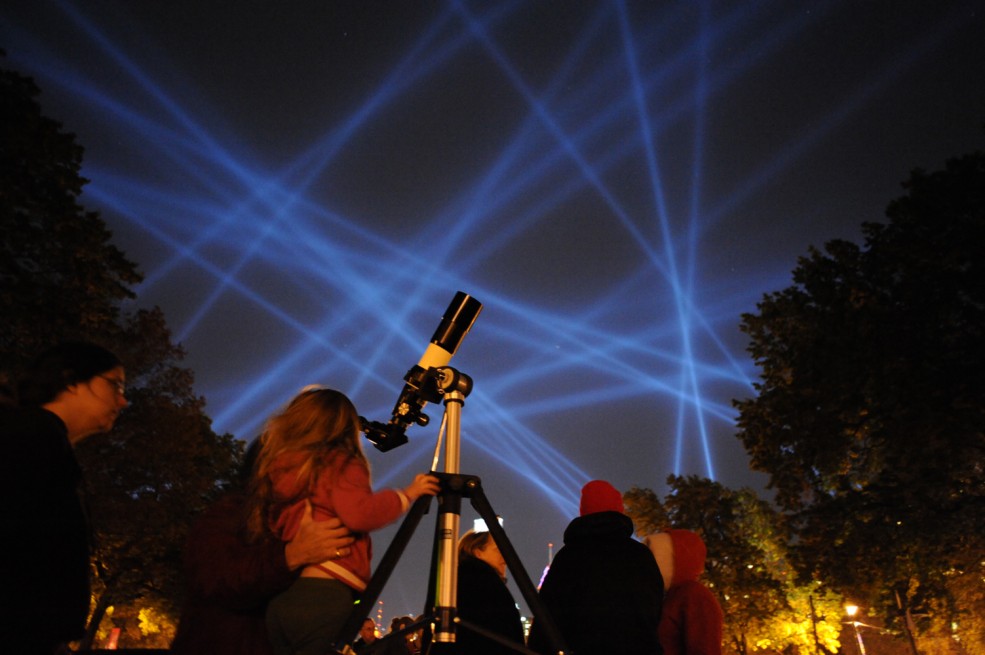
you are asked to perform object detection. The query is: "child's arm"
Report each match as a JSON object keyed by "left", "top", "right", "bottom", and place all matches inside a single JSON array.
[{"left": 333, "top": 460, "right": 439, "bottom": 532}]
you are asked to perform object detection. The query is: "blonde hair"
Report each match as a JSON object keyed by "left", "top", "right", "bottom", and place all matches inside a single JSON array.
[
  {"left": 458, "top": 529, "right": 493, "bottom": 558},
  {"left": 246, "top": 387, "right": 365, "bottom": 541}
]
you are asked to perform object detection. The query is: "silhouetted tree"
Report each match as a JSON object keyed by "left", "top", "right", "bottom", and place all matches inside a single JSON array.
[
  {"left": 0, "top": 56, "right": 139, "bottom": 365},
  {"left": 735, "top": 150, "right": 985, "bottom": 650},
  {"left": 1, "top": 57, "right": 240, "bottom": 649}
]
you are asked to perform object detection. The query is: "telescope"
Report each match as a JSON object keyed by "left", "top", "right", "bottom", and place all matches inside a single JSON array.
[{"left": 361, "top": 291, "right": 482, "bottom": 451}]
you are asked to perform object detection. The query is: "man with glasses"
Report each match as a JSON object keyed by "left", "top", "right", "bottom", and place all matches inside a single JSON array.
[{"left": 0, "top": 341, "right": 128, "bottom": 654}]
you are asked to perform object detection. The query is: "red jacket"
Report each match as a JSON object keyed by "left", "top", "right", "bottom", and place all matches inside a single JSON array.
[
  {"left": 648, "top": 529, "right": 723, "bottom": 655},
  {"left": 268, "top": 451, "right": 407, "bottom": 590}
]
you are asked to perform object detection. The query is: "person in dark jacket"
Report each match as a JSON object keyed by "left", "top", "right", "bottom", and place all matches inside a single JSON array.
[
  {"left": 645, "top": 530, "right": 723, "bottom": 655},
  {"left": 378, "top": 615, "right": 417, "bottom": 655},
  {"left": 0, "top": 342, "right": 128, "bottom": 655},
  {"left": 451, "top": 529, "right": 526, "bottom": 655},
  {"left": 528, "top": 480, "right": 664, "bottom": 655},
  {"left": 352, "top": 617, "right": 380, "bottom": 653}
]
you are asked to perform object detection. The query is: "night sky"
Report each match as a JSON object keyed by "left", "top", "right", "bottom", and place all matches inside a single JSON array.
[{"left": 3, "top": 0, "right": 984, "bottom": 622}]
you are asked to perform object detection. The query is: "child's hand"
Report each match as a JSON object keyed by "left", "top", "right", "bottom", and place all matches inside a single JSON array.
[{"left": 404, "top": 473, "right": 441, "bottom": 501}]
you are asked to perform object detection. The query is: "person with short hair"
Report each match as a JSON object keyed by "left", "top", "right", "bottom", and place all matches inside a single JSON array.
[
  {"left": 352, "top": 617, "right": 379, "bottom": 653},
  {"left": 0, "top": 342, "right": 129, "bottom": 654},
  {"left": 450, "top": 529, "right": 526, "bottom": 655}
]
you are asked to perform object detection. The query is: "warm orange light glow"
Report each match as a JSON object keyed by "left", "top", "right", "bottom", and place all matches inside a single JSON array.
[{"left": 845, "top": 604, "right": 859, "bottom": 617}]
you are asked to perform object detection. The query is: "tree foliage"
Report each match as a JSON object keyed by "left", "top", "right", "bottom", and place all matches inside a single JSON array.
[
  {"left": 0, "top": 57, "right": 140, "bottom": 365},
  {"left": 623, "top": 485, "right": 669, "bottom": 536},
  {"left": 626, "top": 476, "right": 843, "bottom": 655},
  {"left": 734, "top": 151, "right": 985, "bottom": 645},
  {"left": 77, "top": 309, "right": 242, "bottom": 647},
  {"left": 1, "top": 57, "right": 241, "bottom": 649}
]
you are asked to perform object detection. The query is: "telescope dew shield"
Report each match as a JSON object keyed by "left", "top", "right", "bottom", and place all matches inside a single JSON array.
[{"left": 419, "top": 291, "right": 483, "bottom": 369}]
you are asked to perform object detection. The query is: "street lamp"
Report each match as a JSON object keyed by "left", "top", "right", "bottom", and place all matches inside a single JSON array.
[{"left": 845, "top": 605, "right": 867, "bottom": 655}]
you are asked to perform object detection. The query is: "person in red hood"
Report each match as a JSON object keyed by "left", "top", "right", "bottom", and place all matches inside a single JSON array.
[
  {"left": 246, "top": 386, "right": 440, "bottom": 655},
  {"left": 645, "top": 529, "right": 723, "bottom": 655}
]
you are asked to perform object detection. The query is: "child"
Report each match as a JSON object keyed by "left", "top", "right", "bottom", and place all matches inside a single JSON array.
[{"left": 247, "top": 386, "right": 439, "bottom": 655}]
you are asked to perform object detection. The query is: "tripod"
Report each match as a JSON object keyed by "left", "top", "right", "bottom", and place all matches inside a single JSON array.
[{"left": 333, "top": 367, "right": 567, "bottom": 655}]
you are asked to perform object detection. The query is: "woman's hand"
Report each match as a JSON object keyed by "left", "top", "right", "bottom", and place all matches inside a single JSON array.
[{"left": 284, "top": 501, "right": 355, "bottom": 570}]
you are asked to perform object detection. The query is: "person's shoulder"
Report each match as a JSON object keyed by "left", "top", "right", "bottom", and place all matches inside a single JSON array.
[
  {"left": 0, "top": 407, "right": 75, "bottom": 491},
  {"left": 563, "top": 510, "right": 634, "bottom": 542},
  {"left": 199, "top": 491, "right": 250, "bottom": 520},
  {"left": 0, "top": 406, "right": 68, "bottom": 454},
  {"left": 674, "top": 579, "right": 721, "bottom": 605},
  {"left": 625, "top": 538, "right": 663, "bottom": 578},
  {"left": 333, "top": 453, "right": 371, "bottom": 483},
  {"left": 0, "top": 405, "right": 61, "bottom": 429},
  {"left": 458, "top": 554, "right": 498, "bottom": 579}
]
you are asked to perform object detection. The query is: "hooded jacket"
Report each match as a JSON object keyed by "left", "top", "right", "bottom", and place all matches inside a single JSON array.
[
  {"left": 645, "top": 530, "right": 723, "bottom": 655},
  {"left": 528, "top": 511, "right": 664, "bottom": 655}
]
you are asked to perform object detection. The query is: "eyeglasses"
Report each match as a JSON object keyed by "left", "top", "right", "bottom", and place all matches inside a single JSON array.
[{"left": 98, "top": 375, "right": 127, "bottom": 397}]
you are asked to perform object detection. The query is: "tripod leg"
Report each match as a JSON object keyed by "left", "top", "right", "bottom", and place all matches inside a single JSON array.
[
  {"left": 431, "top": 476, "right": 464, "bottom": 644},
  {"left": 333, "top": 495, "right": 433, "bottom": 652},
  {"left": 469, "top": 482, "right": 569, "bottom": 655},
  {"left": 416, "top": 493, "right": 445, "bottom": 653}
]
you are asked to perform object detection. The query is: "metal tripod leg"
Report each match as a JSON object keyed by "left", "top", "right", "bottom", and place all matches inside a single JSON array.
[
  {"left": 332, "top": 494, "right": 434, "bottom": 651},
  {"left": 332, "top": 473, "right": 568, "bottom": 655},
  {"left": 421, "top": 473, "right": 568, "bottom": 655}
]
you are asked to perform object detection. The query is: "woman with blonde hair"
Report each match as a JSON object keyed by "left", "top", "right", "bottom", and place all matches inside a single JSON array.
[
  {"left": 247, "top": 386, "right": 439, "bottom": 655},
  {"left": 451, "top": 529, "right": 525, "bottom": 655}
]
